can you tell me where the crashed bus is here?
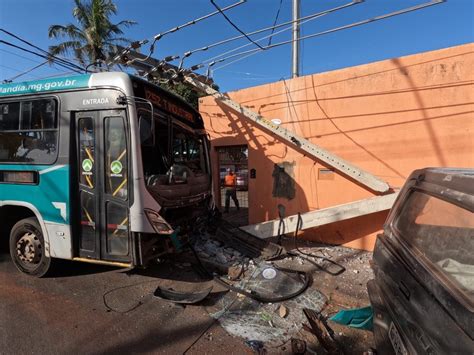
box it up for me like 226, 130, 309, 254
0, 72, 213, 276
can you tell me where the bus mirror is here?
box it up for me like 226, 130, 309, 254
139, 112, 155, 147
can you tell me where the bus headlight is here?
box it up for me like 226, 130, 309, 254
144, 209, 174, 235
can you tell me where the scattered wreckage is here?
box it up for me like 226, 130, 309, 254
151, 167, 473, 354
152, 218, 351, 353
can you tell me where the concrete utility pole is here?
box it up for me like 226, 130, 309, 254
291, 0, 300, 78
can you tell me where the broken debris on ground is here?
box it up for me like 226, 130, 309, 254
180, 224, 374, 353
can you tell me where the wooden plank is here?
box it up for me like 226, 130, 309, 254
239, 192, 399, 239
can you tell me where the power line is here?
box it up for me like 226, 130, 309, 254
0, 28, 85, 72
209, 0, 264, 50
0, 48, 77, 75
33, 71, 80, 80
198, 4, 350, 75
0, 40, 83, 73
2, 61, 48, 83
110, 0, 246, 66
0, 48, 43, 64
138, 2, 353, 81
268, 0, 284, 46
206, 0, 445, 72
184, 0, 361, 69
211, 12, 324, 65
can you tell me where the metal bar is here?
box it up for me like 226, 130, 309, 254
239, 192, 398, 239
183, 75, 390, 192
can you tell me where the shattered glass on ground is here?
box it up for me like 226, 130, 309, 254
207, 263, 327, 347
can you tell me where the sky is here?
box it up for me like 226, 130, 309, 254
0, 0, 473, 92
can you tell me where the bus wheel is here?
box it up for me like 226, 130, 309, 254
9, 218, 51, 277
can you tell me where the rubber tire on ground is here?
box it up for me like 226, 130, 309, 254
9, 217, 51, 277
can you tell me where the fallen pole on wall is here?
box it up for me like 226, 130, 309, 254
111, 45, 390, 193
239, 192, 399, 239
184, 75, 391, 193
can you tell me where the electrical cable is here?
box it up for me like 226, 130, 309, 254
2, 60, 48, 83
0, 40, 83, 73
31, 71, 80, 80
180, 0, 361, 69
102, 280, 160, 314
210, 0, 264, 50
200, 0, 445, 72
182, 8, 341, 76
289, 213, 346, 276
268, 0, 284, 46
0, 48, 44, 64
111, 0, 246, 66
0, 48, 69, 75
212, 265, 311, 303
0, 28, 85, 72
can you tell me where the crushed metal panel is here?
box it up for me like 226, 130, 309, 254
240, 193, 399, 239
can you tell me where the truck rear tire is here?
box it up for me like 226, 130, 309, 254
9, 217, 51, 277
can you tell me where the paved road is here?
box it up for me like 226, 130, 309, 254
0, 250, 248, 354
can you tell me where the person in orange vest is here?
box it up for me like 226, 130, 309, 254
224, 168, 240, 213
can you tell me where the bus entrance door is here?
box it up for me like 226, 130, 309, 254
75, 110, 131, 263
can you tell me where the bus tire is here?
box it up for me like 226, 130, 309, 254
9, 217, 51, 277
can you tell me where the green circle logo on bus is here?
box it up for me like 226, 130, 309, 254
82, 159, 93, 172
111, 160, 123, 175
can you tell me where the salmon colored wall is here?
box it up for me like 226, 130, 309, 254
199, 43, 474, 251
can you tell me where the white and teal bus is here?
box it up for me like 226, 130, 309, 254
0, 72, 213, 276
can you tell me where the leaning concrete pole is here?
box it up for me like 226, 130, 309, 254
291, 0, 301, 78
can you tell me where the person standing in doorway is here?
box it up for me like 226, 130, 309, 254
224, 168, 240, 213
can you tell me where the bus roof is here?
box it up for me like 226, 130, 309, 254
0, 74, 92, 97
0, 72, 198, 115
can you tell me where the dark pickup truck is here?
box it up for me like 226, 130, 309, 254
368, 168, 474, 354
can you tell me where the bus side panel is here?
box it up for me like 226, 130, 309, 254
0, 164, 72, 259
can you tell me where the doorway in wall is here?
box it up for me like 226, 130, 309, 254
216, 145, 248, 226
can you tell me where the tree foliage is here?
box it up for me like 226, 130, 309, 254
159, 82, 219, 110
48, 0, 136, 67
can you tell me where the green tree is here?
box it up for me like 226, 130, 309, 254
48, 0, 136, 68
160, 82, 219, 110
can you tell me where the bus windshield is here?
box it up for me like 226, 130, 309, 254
132, 78, 210, 211
139, 108, 207, 178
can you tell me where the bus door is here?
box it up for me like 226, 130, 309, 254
75, 110, 131, 263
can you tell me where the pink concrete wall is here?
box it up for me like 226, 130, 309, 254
200, 43, 474, 251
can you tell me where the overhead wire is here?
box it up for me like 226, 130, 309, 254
174, 0, 361, 70
205, 4, 349, 75
0, 48, 44, 64
0, 40, 84, 73
209, 0, 264, 50
210, 11, 332, 73
111, 0, 246, 66
0, 48, 69, 75
0, 28, 85, 72
2, 60, 48, 83
205, 0, 444, 72
268, 0, 284, 46
33, 71, 80, 80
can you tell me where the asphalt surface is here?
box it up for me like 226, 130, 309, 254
0, 250, 249, 355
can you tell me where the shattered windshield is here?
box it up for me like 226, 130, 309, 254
172, 130, 206, 173
394, 191, 474, 300
138, 109, 207, 179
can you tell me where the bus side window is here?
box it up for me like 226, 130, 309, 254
105, 116, 128, 200
78, 118, 95, 188
104, 116, 129, 256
